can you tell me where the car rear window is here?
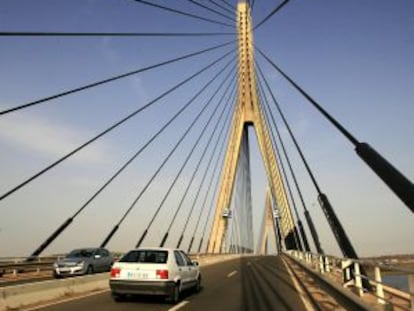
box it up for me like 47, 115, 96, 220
120, 250, 168, 264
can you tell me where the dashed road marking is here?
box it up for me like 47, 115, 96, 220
227, 270, 238, 278
169, 300, 190, 311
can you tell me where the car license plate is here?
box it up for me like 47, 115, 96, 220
126, 271, 149, 280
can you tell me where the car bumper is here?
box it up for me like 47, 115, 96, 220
109, 279, 175, 296
54, 267, 85, 276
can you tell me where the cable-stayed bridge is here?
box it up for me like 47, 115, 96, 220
0, 1, 413, 310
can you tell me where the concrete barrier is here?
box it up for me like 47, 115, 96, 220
0, 254, 242, 311
0, 273, 108, 311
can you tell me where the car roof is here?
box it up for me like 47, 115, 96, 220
69, 247, 103, 251
129, 247, 181, 252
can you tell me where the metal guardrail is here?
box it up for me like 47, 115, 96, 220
286, 250, 414, 311
0, 257, 58, 277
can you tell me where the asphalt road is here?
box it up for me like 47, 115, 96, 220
33, 256, 310, 311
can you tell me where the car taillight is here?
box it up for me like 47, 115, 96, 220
156, 269, 169, 279
110, 267, 121, 278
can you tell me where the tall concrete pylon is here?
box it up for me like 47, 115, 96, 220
207, 1, 297, 253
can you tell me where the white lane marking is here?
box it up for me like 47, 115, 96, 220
168, 300, 190, 311
23, 289, 109, 311
227, 270, 238, 278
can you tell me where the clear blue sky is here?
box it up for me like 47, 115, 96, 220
0, 0, 413, 257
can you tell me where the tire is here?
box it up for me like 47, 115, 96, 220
167, 283, 180, 304
86, 265, 94, 274
194, 275, 201, 293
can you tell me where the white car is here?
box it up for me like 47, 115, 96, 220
109, 247, 201, 303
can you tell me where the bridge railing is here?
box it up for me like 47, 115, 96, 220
0, 256, 58, 278
286, 250, 414, 311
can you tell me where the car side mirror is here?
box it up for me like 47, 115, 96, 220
192, 260, 199, 266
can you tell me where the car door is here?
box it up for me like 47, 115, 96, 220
91, 249, 101, 272
100, 249, 112, 271
179, 251, 197, 287
94, 249, 107, 272
174, 250, 188, 287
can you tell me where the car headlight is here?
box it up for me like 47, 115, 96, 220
76, 261, 85, 267
53, 263, 58, 268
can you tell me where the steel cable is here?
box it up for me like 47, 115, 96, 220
216, 0, 236, 11
186, 0, 235, 22
256, 46, 359, 146
0, 31, 233, 37
254, 0, 290, 30
130, 0, 234, 28
209, 0, 235, 16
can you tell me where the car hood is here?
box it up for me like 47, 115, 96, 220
56, 257, 90, 265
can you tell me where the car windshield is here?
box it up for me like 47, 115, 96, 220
120, 250, 168, 264
66, 249, 94, 258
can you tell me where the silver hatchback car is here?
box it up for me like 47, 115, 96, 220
53, 247, 113, 278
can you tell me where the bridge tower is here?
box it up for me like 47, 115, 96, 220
207, 1, 297, 253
